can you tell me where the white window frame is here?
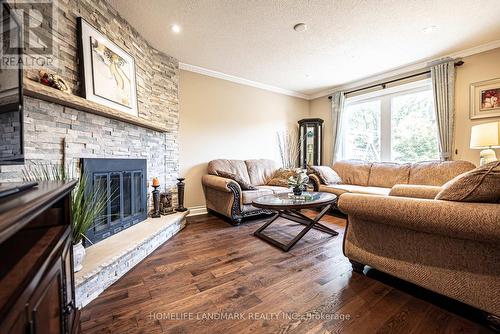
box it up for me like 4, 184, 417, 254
340, 78, 438, 162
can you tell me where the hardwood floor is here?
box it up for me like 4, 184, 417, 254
80, 211, 493, 334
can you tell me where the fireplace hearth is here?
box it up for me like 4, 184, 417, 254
82, 158, 147, 245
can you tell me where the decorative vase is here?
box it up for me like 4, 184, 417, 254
293, 185, 303, 196
176, 178, 187, 212
73, 241, 85, 273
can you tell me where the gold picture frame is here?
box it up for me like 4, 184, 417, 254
470, 77, 500, 119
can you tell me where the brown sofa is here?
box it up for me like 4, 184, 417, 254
338, 185, 500, 323
310, 160, 476, 197
202, 159, 289, 223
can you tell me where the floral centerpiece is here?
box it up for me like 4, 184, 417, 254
287, 168, 309, 196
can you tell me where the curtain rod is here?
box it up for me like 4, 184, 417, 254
328, 60, 464, 99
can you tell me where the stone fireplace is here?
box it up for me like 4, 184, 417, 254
81, 158, 148, 244
0, 0, 180, 191
0, 0, 186, 308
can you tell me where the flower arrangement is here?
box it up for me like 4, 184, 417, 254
287, 168, 309, 195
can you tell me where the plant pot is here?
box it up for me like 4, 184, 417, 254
73, 241, 85, 273
293, 186, 303, 196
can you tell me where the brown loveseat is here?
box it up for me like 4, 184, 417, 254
202, 159, 289, 223
310, 160, 476, 197
338, 185, 500, 323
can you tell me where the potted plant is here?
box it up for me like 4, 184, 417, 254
70, 173, 107, 271
287, 168, 309, 196
23, 164, 107, 272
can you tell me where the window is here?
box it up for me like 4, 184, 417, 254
342, 100, 381, 161
339, 79, 439, 163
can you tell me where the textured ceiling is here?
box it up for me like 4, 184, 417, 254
107, 0, 500, 96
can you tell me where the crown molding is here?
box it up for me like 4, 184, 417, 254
308, 39, 500, 100
179, 63, 309, 99
446, 38, 500, 59
180, 40, 500, 101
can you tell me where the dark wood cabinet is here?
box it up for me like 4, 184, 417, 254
30, 256, 64, 334
298, 118, 324, 167
0, 181, 79, 334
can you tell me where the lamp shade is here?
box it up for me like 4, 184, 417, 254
470, 121, 500, 148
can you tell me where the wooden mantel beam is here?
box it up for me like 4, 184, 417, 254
23, 80, 169, 133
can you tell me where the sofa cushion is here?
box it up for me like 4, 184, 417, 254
256, 185, 291, 194
245, 159, 276, 185
435, 161, 500, 203
332, 160, 372, 186
368, 162, 410, 188
309, 166, 342, 184
389, 184, 442, 199
216, 170, 257, 190
267, 168, 296, 187
241, 188, 273, 204
320, 184, 391, 196
208, 159, 252, 184
408, 160, 476, 186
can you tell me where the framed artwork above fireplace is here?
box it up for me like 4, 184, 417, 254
77, 17, 138, 117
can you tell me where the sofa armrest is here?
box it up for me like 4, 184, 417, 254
389, 184, 442, 199
338, 193, 500, 243
202, 174, 242, 193
308, 174, 322, 191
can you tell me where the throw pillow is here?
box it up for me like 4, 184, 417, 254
267, 168, 296, 187
435, 161, 500, 203
309, 166, 342, 185
217, 170, 257, 190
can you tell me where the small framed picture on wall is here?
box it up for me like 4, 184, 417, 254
470, 78, 500, 119
77, 17, 138, 116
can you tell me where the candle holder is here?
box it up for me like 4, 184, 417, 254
176, 178, 187, 212
151, 185, 161, 218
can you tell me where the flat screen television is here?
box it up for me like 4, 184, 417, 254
0, 2, 24, 165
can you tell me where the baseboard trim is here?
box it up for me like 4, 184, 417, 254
187, 206, 208, 216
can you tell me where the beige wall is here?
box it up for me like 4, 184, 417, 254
179, 70, 309, 209
310, 47, 500, 166
454, 48, 500, 163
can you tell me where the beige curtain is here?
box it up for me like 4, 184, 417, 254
431, 61, 455, 160
331, 91, 345, 163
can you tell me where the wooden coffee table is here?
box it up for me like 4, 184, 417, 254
252, 192, 338, 252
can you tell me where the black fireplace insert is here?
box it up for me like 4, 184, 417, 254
82, 158, 147, 244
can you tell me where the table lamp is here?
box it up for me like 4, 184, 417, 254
470, 121, 500, 166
